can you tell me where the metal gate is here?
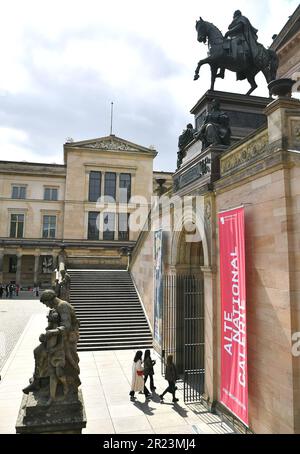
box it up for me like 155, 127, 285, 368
162, 274, 205, 403
183, 275, 205, 403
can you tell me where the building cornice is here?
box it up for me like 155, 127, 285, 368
0, 238, 136, 249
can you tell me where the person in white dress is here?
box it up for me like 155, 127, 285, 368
129, 350, 145, 401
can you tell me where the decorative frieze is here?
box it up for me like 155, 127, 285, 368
220, 130, 269, 176
80, 138, 138, 152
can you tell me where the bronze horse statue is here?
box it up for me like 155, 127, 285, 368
194, 18, 278, 95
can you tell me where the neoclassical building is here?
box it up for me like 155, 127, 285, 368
0, 135, 172, 287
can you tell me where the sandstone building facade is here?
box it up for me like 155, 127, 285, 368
0, 135, 172, 287
129, 7, 300, 434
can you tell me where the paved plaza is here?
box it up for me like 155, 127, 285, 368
0, 308, 233, 434
0, 297, 44, 371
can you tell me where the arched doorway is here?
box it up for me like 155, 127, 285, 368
163, 226, 205, 403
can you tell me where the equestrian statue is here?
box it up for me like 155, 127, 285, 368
194, 10, 278, 95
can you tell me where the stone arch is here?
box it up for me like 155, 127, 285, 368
170, 207, 209, 269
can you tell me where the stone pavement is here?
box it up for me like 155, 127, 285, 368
0, 299, 45, 371
0, 313, 234, 434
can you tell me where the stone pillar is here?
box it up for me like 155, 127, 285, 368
52, 251, 59, 285
0, 249, 4, 283
201, 265, 218, 408
33, 254, 40, 286
16, 254, 22, 286
264, 96, 300, 150
58, 249, 66, 272
116, 173, 120, 204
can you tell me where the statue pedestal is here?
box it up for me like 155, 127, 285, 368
15, 390, 87, 434
191, 89, 271, 143
174, 90, 272, 194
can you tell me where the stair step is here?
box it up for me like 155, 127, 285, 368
69, 269, 152, 351
79, 322, 149, 326
79, 333, 152, 338
78, 339, 153, 346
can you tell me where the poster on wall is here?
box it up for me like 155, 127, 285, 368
154, 229, 163, 346
218, 207, 248, 426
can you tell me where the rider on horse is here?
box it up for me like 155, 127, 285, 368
224, 10, 261, 79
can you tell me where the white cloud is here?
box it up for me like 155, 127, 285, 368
0, 0, 298, 170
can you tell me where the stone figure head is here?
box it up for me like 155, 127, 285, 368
234, 10, 242, 18
211, 99, 221, 111
40, 289, 57, 308
187, 123, 194, 130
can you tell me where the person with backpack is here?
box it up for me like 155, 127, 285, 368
160, 355, 179, 403
143, 350, 156, 396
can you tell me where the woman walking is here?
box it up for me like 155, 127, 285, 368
160, 355, 179, 403
143, 350, 156, 396
129, 351, 144, 401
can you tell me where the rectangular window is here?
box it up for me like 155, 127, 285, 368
118, 213, 129, 241
44, 188, 58, 201
88, 212, 100, 240
104, 172, 116, 200
10, 214, 24, 238
12, 186, 26, 199
42, 215, 56, 238
89, 171, 101, 202
103, 212, 115, 241
119, 173, 131, 203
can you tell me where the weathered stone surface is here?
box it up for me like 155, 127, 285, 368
16, 389, 86, 434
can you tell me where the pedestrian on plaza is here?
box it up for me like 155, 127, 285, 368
0, 284, 3, 298
35, 285, 39, 297
129, 350, 145, 401
9, 283, 14, 299
143, 350, 156, 396
5, 284, 9, 298
159, 355, 179, 403
15, 284, 19, 297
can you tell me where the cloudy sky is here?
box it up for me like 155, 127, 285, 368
0, 0, 298, 172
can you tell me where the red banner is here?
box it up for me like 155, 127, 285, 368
218, 207, 248, 426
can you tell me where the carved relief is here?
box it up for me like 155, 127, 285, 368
289, 119, 300, 148
221, 131, 268, 175
80, 139, 139, 152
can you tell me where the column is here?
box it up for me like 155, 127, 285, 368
58, 249, 66, 272
16, 254, 22, 286
0, 249, 4, 283
116, 173, 120, 204
201, 265, 218, 408
52, 251, 59, 281
34, 254, 40, 286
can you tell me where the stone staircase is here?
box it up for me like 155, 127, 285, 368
68, 270, 153, 351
